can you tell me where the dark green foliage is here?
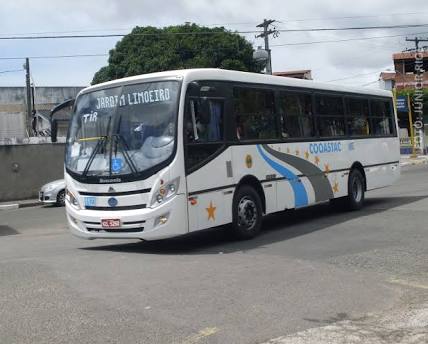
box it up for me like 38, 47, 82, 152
92, 24, 262, 85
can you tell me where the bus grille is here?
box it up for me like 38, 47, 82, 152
86, 227, 144, 233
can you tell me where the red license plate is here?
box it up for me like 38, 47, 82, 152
101, 219, 121, 229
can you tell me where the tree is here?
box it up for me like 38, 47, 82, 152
92, 24, 262, 84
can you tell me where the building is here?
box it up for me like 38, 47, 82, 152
379, 50, 428, 154
273, 70, 312, 80
0, 86, 84, 143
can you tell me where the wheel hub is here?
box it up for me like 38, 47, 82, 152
352, 178, 363, 202
238, 197, 257, 229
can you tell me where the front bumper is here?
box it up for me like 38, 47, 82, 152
66, 194, 188, 240
39, 190, 58, 204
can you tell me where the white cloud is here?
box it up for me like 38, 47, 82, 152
0, 0, 427, 86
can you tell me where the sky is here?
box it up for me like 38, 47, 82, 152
0, 0, 427, 88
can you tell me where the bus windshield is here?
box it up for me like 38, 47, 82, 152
65, 80, 180, 179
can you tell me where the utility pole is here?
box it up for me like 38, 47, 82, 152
256, 19, 278, 75
24, 58, 32, 135
405, 37, 428, 51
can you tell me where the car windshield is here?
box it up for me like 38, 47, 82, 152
65, 80, 180, 179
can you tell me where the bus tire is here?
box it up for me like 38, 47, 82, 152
232, 185, 263, 239
345, 169, 365, 210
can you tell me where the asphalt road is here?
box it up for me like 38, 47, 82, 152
0, 165, 427, 344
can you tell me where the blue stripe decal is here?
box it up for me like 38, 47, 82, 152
257, 145, 308, 207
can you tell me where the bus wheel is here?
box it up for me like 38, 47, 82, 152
345, 169, 365, 210
232, 185, 263, 239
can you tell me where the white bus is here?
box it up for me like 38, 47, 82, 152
63, 69, 400, 240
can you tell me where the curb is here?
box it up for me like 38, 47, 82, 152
19, 201, 41, 209
400, 159, 428, 167
0, 200, 40, 211
0, 204, 19, 211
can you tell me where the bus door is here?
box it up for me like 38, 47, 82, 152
184, 82, 233, 232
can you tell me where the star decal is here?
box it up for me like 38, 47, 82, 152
314, 156, 320, 165
304, 151, 310, 159
206, 201, 216, 221
295, 149, 300, 156
324, 163, 331, 174
333, 181, 339, 193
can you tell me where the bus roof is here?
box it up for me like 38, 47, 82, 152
81, 68, 392, 98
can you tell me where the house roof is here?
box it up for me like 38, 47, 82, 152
393, 51, 428, 60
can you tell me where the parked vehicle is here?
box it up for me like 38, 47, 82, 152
39, 179, 66, 206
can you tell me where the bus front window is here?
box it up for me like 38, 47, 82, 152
65, 80, 180, 179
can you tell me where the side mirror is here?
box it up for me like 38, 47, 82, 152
51, 119, 58, 143
187, 81, 200, 93
199, 98, 211, 125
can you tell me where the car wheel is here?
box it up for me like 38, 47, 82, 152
345, 169, 365, 210
56, 190, 66, 207
232, 185, 263, 239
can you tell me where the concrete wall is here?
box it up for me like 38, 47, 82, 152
0, 113, 26, 139
0, 86, 85, 140
0, 143, 65, 201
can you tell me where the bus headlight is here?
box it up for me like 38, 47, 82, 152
151, 177, 180, 208
66, 189, 81, 209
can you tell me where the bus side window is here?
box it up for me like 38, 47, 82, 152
204, 99, 223, 142
346, 98, 370, 136
185, 99, 224, 143
184, 97, 225, 172
279, 92, 314, 138
315, 95, 346, 137
233, 87, 278, 140
370, 100, 394, 136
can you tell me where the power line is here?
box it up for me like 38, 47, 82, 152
275, 23, 428, 33
0, 31, 257, 40
1, 23, 428, 40
324, 69, 389, 83
0, 28, 132, 37
0, 68, 24, 74
360, 80, 380, 86
271, 31, 428, 47
278, 11, 428, 23
0, 54, 108, 60
3, 12, 428, 37
0, 32, 418, 62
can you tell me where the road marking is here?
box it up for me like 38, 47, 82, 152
389, 278, 428, 290
182, 327, 219, 344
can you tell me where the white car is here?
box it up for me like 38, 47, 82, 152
39, 179, 66, 206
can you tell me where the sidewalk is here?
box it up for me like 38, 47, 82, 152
261, 302, 428, 344
0, 199, 40, 211
400, 155, 428, 167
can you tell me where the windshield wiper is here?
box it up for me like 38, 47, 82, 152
111, 134, 138, 175
82, 136, 107, 177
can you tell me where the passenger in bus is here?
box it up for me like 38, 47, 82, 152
236, 115, 244, 140
207, 101, 222, 141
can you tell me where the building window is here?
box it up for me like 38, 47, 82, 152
278, 92, 314, 138
346, 98, 370, 136
234, 87, 278, 140
315, 95, 345, 137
